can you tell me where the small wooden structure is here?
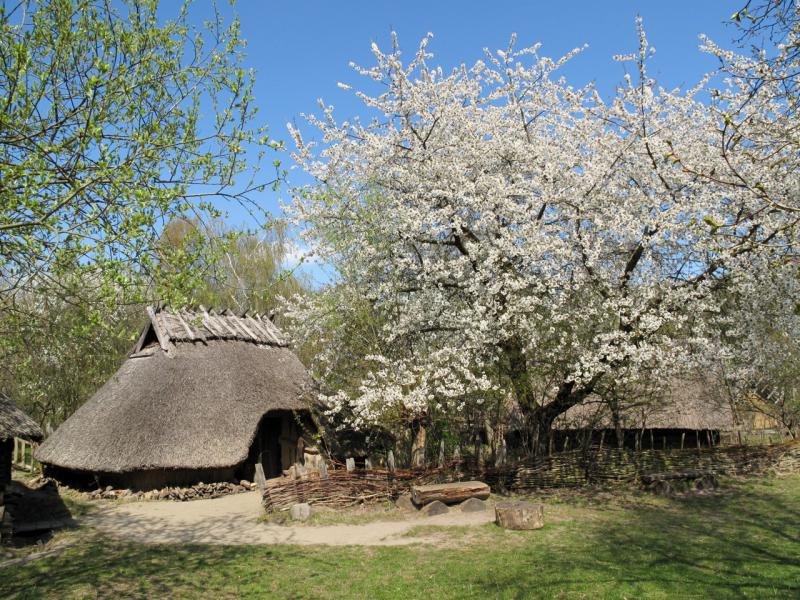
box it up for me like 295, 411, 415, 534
1, 394, 43, 540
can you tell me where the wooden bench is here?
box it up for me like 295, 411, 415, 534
411, 481, 490, 506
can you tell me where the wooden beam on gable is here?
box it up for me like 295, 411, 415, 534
146, 306, 172, 352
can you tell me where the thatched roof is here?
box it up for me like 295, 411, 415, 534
36, 307, 314, 473
554, 378, 737, 431
0, 394, 43, 443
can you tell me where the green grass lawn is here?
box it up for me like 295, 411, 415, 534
2, 474, 800, 599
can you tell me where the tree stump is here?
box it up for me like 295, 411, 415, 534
495, 501, 544, 530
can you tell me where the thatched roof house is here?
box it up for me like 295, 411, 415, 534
553, 377, 737, 449
0, 395, 43, 446
36, 306, 316, 489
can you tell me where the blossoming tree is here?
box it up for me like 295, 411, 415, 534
287, 24, 798, 453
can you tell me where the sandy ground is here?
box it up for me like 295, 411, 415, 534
87, 492, 495, 546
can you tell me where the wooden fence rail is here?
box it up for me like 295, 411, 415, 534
11, 438, 40, 473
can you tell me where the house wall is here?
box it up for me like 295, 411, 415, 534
43, 464, 237, 491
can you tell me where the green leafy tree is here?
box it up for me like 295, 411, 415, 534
153, 217, 310, 314
0, 273, 143, 426
0, 0, 279, 307
0, 0, 285, 426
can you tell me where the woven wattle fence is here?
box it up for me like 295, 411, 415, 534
262, 464, 455, 512
262, 441, 800, 512
513, 441, 800, 490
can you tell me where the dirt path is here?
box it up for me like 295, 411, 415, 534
87, 492, 495, 546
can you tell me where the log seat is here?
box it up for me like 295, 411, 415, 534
411, 481, 490, 506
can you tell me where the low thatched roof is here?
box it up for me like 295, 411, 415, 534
554, 378, 736, 432
36, 307, 314, 473
0, 394, 43, 443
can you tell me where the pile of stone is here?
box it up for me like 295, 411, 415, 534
396, 481, 493, 517
85, 480, 257, 502
399, 481, 545, 530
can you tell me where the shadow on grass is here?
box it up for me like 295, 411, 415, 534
465, 478, 800, 598
0, 537, 346, 599
1, 477, 799, 599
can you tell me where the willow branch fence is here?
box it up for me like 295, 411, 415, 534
262, 441, 800, 512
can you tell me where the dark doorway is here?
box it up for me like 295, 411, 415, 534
241, 415, 283, 480
259, 417, 283, 478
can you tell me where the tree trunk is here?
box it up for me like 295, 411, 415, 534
502, 339, 603, 456
525, 378, 602, 456
411, 421, 427, 467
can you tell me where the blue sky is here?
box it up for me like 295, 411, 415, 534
203, 1, 744, 280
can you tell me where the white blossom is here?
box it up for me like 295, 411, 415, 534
284, 26, 798, 432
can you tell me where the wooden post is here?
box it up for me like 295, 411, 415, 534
563, 435, 570, 452
346, 457, 355, 472
696, 431, 701, 452
387, 450, 396, 472
662, 435, 666, 452
319, 461, 329, 480
599, 431, 605, 451
254, 463, 267, 491
680, 432, 686, 450
649, 430, 654, 450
